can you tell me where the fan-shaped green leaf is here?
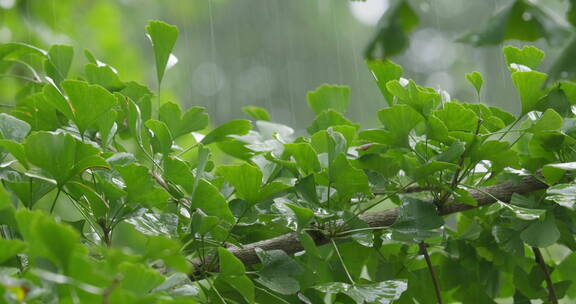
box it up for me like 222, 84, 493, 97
117, 164, 170, 208
61, 80, 117, 135
201, 120, 251, 145
503, 45, 545, 70
366, 59, 403, 104
217, 163, 262, 204
378, 104, 423, 147
242, 105, 271, 121
307, 84, 349, 115
466, 71, 484, 95
146, 20, 179, 84
520, 214, 560, 247
24, 131, 109, 186
159, 102, 209, 138
511, 71, 548, 115
44, 45, 73, 85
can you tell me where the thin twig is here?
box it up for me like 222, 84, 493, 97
206, 277, 228, 304
335, 226, 390, 236
419, 242, 442, 304
343, 181, 418, 228
532, 247, 558, 304
332, 239, 355, 284
49, 188, 62, 214
220, 206, 249, 246
177, 143, 198, 157
372, 185, 437, 195
0, 74, 38, 83
255, 286, 291, 304
497, 115, 524, 141
437, 119, 483, 206
102, 275, 122, 304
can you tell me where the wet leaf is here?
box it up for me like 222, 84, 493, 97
242, 105, 271, 121
466, 71, 484, 96
366, 59, 403, 105
24, 131, 109, 186
307, 84, 349, 115
159, 102, 209, 138
255, 249, 303, 295
314, 280, 407, 304
146, 20, 179, 84
520, 214, 560, 247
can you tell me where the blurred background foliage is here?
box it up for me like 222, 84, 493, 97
0, 0, 573, 129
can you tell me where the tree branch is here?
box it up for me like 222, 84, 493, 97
532, 247, 559, 304
420, 242, 442, 304
192, 174, 547, 275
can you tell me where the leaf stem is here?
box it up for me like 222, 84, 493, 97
437, 119, 482, 206
61, 189, 106, 241
532, 247, 558, 304
206, 277, 228, 304
98, 219, 112, 247
507, 128, 528, 149
419, 242, 442, 304
220, 206, 249, 246
335, 226, 390, 236
49, 188, 62, 214
331, 239, 355, 285
0, 74, 39, 82
157, 79, 162, 120
177, 143, 198, 157
343, 181, 417, 228
482, 128, 527, 136
12, 59, 41, 81
497, 115, 524, 141
102, 275, 122, 304
255, 286, 291, 304
326, 180, 334, 232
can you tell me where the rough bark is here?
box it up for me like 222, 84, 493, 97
195, 174, 547, 272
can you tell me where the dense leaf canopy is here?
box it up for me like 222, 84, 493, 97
2, 1, 576, 304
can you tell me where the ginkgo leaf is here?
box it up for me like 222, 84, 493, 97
60, 80, 117, 135
466, 71, 484, 95
307, 84, 349, 115
201, 120, 252, 145
44, 45, 73, 85
378, 104, 424, 147
159, 102, 209, 138
242, 105, 271, 121
366, 59, 403, 104
146, 20, 179, 84
503, 45, 545, 70
24, 131, 109, 186
511, 71, 548, 115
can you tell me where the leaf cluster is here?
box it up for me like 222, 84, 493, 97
1, 14, 576, 304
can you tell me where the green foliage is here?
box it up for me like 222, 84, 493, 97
313, 280, 407, 304
458, 0, 569, 46
2, 8, 576, 304
364, 0, 419, 59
